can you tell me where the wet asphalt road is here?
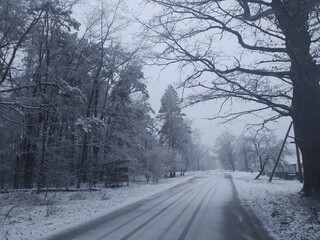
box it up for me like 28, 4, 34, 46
47, 172, 271, 240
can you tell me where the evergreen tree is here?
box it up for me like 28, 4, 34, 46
158, 85, 190, 177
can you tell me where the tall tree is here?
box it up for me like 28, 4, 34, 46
158, 85, 190, 177
147, 0, 320, 196
0, 0, 157, 190
12, 0, 80, 189
0, 0, 44, 85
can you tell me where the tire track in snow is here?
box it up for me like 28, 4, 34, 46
116, 178, 213, 240
96, 177, 212, 240
177, 179, 224, 240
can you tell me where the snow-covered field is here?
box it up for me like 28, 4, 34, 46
231, 171, 320, 240
0, 174, 195, 240
1, 171, 319, 240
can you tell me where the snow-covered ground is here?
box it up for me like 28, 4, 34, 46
1, 171, 319, 240
231, 171, 320, 240
0, 173, 195, 240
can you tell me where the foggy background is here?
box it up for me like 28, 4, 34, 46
73, 0, 292, 148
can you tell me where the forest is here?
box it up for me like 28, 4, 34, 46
1, 0, 320, 199
0, 0, 212, 191
1, 1, 320, 239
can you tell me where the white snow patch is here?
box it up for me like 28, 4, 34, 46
231, 171, 320, 240
0, 173, 196, 240
2, 171, 318, 240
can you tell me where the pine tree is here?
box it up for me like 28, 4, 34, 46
158, 85, 190, 177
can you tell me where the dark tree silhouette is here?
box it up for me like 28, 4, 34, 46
147, 0, 320, 196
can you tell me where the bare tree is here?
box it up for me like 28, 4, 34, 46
215, 131, 237, 171
146, 0, 320, 196
237, 136, 254, 172
0, 0, 45, 86
0, 0, 161, 190
247, 131, 280, 179
193, 144, 209, 171
186, 129, 209, 171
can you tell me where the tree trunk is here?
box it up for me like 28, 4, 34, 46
244, 151, 249, 172
22, 116, 38, 189
13, 155, 21, 189
23, 140, 37, 189
37, 111, 50, 191
259, 156, 263, 173
255, 160, 267, 180
0, 155, 4, 189
229, 156, 235, 171
77, 132, 88, 188
273, 1, 320, 196
292, 86, 320, 196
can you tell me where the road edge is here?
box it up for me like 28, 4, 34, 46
45, 175, 197, 240
224, 174, 273, 240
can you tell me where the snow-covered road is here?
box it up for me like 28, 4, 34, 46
47, 172, 269, 240
3, 171, 318, 239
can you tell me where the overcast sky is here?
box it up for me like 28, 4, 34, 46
74, 0, 293, 148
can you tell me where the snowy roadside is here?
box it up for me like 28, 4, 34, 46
0, 173, 196, 240
231, 171, 320, 240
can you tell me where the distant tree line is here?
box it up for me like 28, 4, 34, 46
215, 130, 292, 179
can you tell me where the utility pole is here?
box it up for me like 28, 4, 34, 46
292, 122, 303, 183
269, 122, 293, 182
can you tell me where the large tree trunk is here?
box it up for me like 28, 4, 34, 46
292, 84, 320, 196
273, 1, 320, 196
0, 155, 4, 189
